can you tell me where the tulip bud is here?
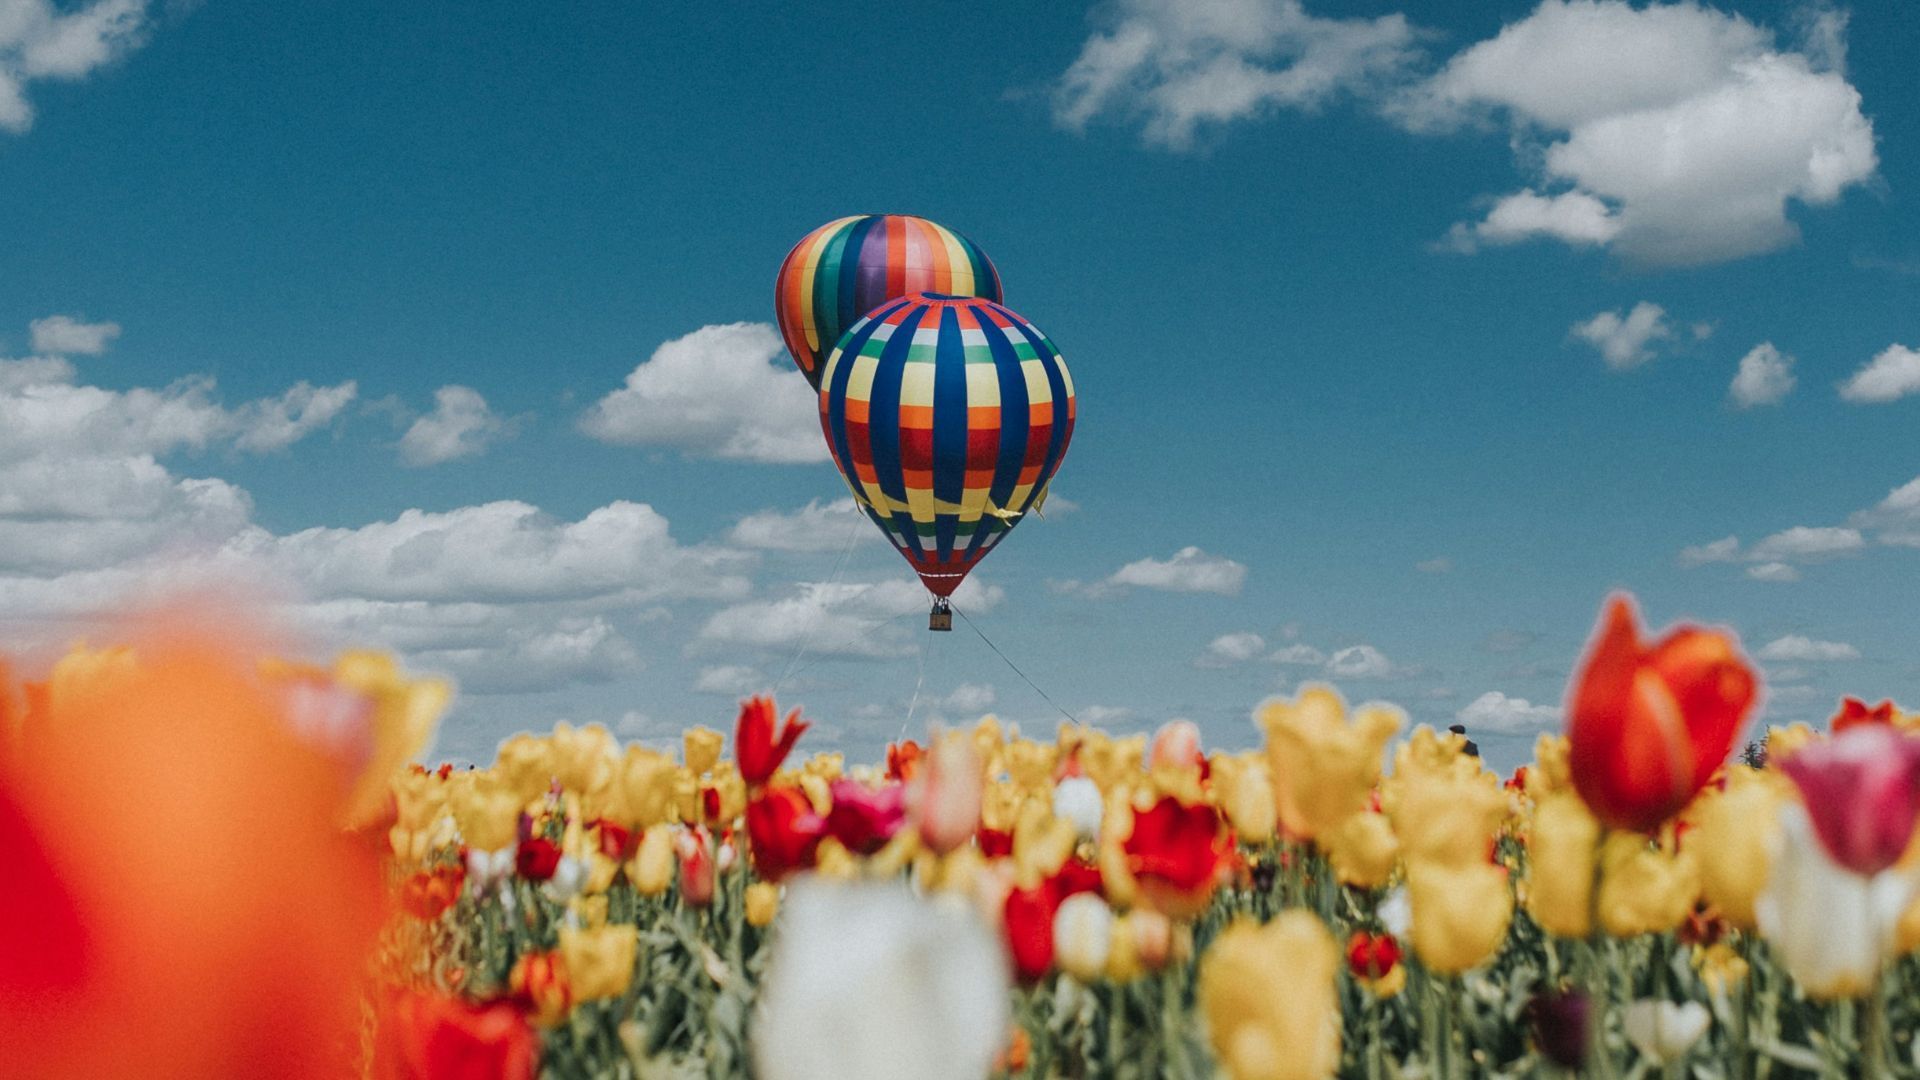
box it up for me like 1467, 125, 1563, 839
1529, 990, 1592, 1069
628, 826, 674, 896
1690, 768, 1782, 929
1052, 893, 1114, 982
1622, 1000, 1710, 1066
1130, 908, 1174, 972
1527, 792, 1601, 937
917, 735, 984, 856
746, 882, 780, 928
678, 831, 715, 908
1051, 777, 1104, 839
559, 924, 638, 1002
1149, 720, 1202, 770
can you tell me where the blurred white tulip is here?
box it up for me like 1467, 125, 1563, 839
1621, 1000, 1709, 1064
1755, 802, 1916, 999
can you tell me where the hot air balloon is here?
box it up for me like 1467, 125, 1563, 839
818, 294, 1074, 629
775, 215, 1002, 391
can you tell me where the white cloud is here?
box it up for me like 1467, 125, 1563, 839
1442, 189, 1620, 252
1108, 546, 1247, 595
1415, 556, 1451, 574
1838, 345, 1920, 404
1678, 535, 1740, 566
1403, 0, 1876, 266
579, 322, 825, 464
1455, 690, 1560, 733
1749, 526, 1864, 562
728, 498, 872, 552
399, 385, 510, 466
0, 0, 154, 134
1324, 644, 1392, 678
1269, 643, 1327, 666
233, 380, 358, 452
694, 664, 765, 696
29, 313, 119, 354
1075, 704, 1137, 729
1757, 635, 1859, 662
1729, 342, 1795, 408
1851, 476, 1920, 547
1570, 301, 1671, 371
1051, 0, 1418, 149
242, 500, 749, 605
1196, 631, 1266, 668
940, 683, 998, 714
1746, 561, 1799, 582
698, 577, 1003, 660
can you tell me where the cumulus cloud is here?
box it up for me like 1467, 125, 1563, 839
1050, 0, 1418, 149
399, 385, 512, 466
0, 0, 155, 135
1324, 644, 1392, 678
1570, 302, 1672, 370
1404, 0, 1876, 266
1851, 475, 1920, 547
234, 380, 358, 452
1838, 345, 1920, 404
1679, 526, 1863, 579
939, 683, 998, 714
698, 577, 1003, 660
1455, 690, 1560, 732
1746, 562, 1799, 582
1756, 635, 1859, 662
1196, 631, 1266, 668
1108, 546, 1248, 595
29, 313, 120, 354
1269, 643, 1327, 666
728, 498, 872, 552
579, 322, 826, 464
694, 664, 765, 696
1729, 342, 1796, 408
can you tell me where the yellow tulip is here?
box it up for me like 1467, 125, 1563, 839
1689, 768, 1782, 929
1211, 753, 1277, 844
546, 722, 618, 797
1526, 792, 1601, 938
559, 924, 638, 1001
1106, 913, 1143, 982
584, 852, 621, 895
448, 771, 523, 852
1694, 943, 1750, 997
1012, 799, 1076, 886
1388, 763, 1505, 868
1407, 861, 1512, 974
1259, 686, 1401, 840
683, 726, 724, 776
1003, 738, 1056, 791
496, 733, 556, 802
619, 746, 677, 828
1764, 723, 1816, 765
571, 894, 609, 928
802, 751, 845, 783
746, 882, 780, 927
1198, 912, 1341, 1080
1529, 734, 1573, 796
1597, 834, 1700, 937
1322, 811, 1399, 889
628, 826, 675, 895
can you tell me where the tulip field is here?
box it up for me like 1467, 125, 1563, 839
8, 595, 1920, 1079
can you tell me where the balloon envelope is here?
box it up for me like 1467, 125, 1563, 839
775, 215, 1002, 391
819, 294, 1074, 598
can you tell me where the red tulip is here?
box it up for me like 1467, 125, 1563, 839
1345, 930, 1403, 981
746, 785, 825, 882
593, 819, 636, 861
515, 836, 561, 882
1121, 796, 1231, 917
886, 739, 924, 782
675, 828, 716, 907
1780, 724, 1920, 876
824, 779, 905, 856
373, 991, 536, 1080
1003, 883, 1057, 983
1565, 595, 1756, 833
1051, 857, 1105, 901
1831, 696, 1899, 733
735, 695, 808, 787
976, 827, 1014, 858
400, 866, 466, 921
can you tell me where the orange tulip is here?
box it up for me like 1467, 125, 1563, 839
1565, 596, 1756, 833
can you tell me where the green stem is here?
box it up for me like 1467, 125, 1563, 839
1863, 969, 1891, 1080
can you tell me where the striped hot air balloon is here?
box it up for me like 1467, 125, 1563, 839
819, 294, 1074, 611
775, 215, 1002, 391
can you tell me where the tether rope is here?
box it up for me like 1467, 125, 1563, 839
953, 604, 1079, 726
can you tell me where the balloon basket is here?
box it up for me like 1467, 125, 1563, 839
929, 597, 953, 632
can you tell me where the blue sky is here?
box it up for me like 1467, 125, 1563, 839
2, 0, 1916, 768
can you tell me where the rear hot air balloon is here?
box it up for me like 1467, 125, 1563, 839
818, 294, 1073, 629
775, 215, 1002, 391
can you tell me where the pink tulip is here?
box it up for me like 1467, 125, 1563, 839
1148, 720, 1202, 771
1780, 724, 1920, 876
914, 737, 983, 855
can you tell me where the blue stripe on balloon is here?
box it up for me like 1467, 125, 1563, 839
931, 304, 968, 560
865, 303, 926, 557
965, 312, 1027, 561
833, 216, 879, 358
821, 302, 892, 507
1030, 327, 1072, 512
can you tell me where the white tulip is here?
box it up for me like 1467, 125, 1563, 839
1378, 885, 1411, 939
1052, 777, 1104, 839
1052, 892, 1114, 982
1755, 802, 1916, 1000
1622, 1000, 1710, 1064
755, 879, 1011, 1080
